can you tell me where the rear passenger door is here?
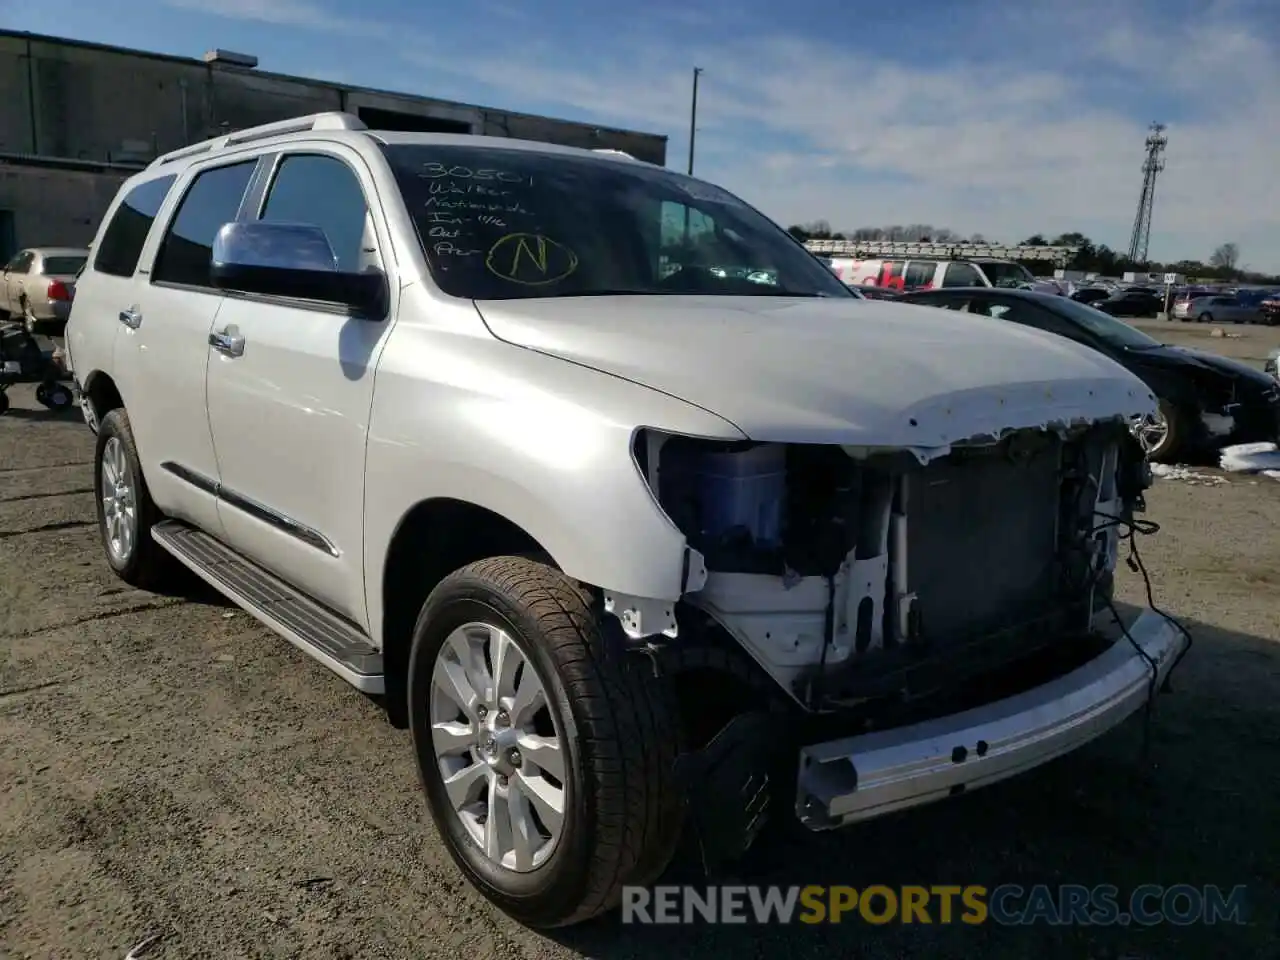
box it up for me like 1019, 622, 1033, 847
203, 147, 398, 627
114, 158, 260, 537
66, 177, 174, 423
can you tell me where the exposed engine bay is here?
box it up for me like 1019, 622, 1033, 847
634, 422, 1152, 712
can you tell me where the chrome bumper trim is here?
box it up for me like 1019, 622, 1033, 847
795, 608, 1187, 829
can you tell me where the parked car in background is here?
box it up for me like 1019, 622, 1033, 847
897, 287, 1280, 463
0, 247, 89, 334
1177, 294, 1261, 325
1094, 289, 1162, 318
1260, 296, 1280, 327
829, 255, 1036, 292
1071, 287, 1112, 305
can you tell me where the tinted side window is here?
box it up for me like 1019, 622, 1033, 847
974, 299, 1084, 341
877, 261, 905, 290
260, 154, 371, 272
904, 261, 935, 288
942, 262, 982, 287
93, 176, 176, 277
153, 161, 257, 288
906, 293, 968, 311
9, 251, 34, 273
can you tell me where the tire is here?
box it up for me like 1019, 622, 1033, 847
39, 383, 74, 410
93, 408, 179, 590
408, 556, 682, 928
21, 301, 40, 337
1199, 312, 1213, 324
0, 392, 8, 416
1131, 397, 1185, 463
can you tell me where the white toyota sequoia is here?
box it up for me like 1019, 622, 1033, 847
64, 112, 1190, 929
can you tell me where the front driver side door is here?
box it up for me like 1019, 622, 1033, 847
203, 147, 399, 627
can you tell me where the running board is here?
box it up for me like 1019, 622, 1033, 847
151, 520, 384, 694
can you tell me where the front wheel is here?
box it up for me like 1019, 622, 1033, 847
1130, 398, 1185, 463
408, 557, 682, 928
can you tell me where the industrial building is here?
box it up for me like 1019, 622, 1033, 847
0, 30, 669, 259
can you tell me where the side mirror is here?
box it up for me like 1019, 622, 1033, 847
210, 221, 386, 318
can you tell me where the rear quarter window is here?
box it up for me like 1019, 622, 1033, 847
93, 176, 177, 277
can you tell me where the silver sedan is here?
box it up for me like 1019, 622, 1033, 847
0, 247, 89, 334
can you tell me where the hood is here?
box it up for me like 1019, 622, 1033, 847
473, 296, 1156, 449
1129, 344, 1276, 388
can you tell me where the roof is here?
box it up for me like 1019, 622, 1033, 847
370, 130, 658, 159
0, 29, 667, 145
142, 114, 666, 173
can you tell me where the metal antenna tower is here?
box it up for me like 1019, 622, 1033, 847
1127, 122, 1167, 263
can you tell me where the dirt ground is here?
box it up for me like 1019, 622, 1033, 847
1134, 315, 1279, 367
2, 326, 1279, 959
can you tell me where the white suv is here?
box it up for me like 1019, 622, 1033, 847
64, 112, 1189, 928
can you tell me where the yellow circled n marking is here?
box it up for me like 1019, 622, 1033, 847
485, 233, 578, 286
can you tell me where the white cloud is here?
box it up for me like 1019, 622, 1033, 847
161, 0, 396, 37
164, 0, 1280, 270
404, 9, 1280, 269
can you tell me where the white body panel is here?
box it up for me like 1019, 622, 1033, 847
205, 293, 394, 627
473, 295, 1156, 450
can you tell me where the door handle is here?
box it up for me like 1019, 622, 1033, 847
208, 330, 246, 358
118, 307, 142, 329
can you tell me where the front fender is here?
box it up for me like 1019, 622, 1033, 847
362, 316, 744, 645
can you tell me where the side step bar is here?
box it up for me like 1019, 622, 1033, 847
151, 520, 385, 694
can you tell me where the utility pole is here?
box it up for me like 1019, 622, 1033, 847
1127, 122, 1168, 264
686, 67, 702, 176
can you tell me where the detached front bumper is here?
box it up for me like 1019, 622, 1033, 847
795, 608, 1187, 829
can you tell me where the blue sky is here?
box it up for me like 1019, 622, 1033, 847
6, 0, 1280, 270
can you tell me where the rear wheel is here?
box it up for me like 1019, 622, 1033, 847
35, 382, 73, 410
1199, 312, 1213, 324
408, 557, 682, 928
94, 409, 181, 590
20, 300, 40, 337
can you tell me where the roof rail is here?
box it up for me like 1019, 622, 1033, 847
147, 112, 368, 169
804, 238, 1080, 263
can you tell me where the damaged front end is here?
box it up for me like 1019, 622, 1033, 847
628, 412, 1186, 835
633, 419, 1150, 712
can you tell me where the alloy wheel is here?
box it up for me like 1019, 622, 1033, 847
429, 621, 566, 872
100, 436, 137, 563
1129, 409, 1169, 456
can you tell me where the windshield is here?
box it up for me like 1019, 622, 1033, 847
1051, 295, 1162, 349
976, 261, 1035, 288
381, 144, 852, 300
43, 255, 87, 275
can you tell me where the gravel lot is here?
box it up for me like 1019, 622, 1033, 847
2, 324, 1278, 959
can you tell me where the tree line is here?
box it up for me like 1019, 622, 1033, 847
786, 222, 1279, 285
